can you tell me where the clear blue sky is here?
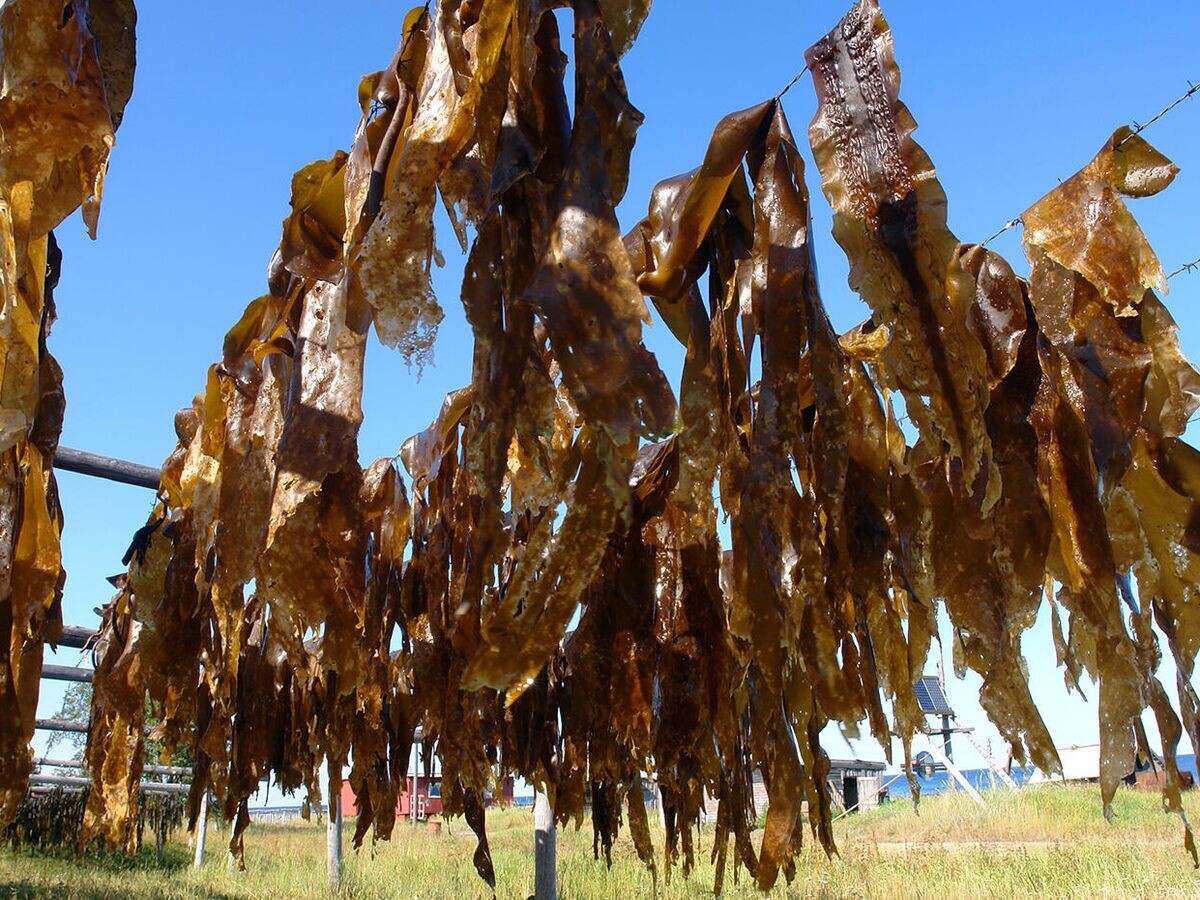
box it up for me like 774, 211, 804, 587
37, 1, 1200, 776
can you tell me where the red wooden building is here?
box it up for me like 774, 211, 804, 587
340, 775, 515, 821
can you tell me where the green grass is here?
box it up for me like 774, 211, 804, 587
2, 785, 1198, 898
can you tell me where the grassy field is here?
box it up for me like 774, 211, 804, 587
2, 784, 1199, 898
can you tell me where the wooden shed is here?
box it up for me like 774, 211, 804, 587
737, 757, 887, 818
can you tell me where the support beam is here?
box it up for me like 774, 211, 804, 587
534, 790, 556, 900
53, 446, 160, 491
923, 740, 985, 807
29, 773, 189, 795
55, 625, 98, 650
35, 718, 152, 736
327, 793, 343, 888
961, 731, 1019, 790
193, 791, 209, 868
41, 664, 93, 684
34, 756, 191, 777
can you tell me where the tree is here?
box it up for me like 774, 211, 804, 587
45, 683, 91, 759
45, 684, 192, 769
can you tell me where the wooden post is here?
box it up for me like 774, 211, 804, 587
412, 735, 421, 828
193, 791, 208, 868
52, 446, 161, 490
327, 787, 343, 888
534, 790, 556, 900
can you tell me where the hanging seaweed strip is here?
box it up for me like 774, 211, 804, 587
0, 0, 135, 825
806, 0, 995, 506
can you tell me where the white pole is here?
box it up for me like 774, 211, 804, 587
924, 739, 985, 807
412, 737, 421, 828
327, 789, 343, 888
192, 791, 208, 868
534, 790, 556, 900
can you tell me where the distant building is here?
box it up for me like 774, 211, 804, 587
699, 757, 888, 820
340, 775, 515, 821
1028, 744, 1193, 790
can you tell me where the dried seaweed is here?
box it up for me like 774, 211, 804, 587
0, 0, 1188, 890
0, 0, 134, 825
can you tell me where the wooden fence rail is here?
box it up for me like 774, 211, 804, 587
29, 773, 189, 795
41, 664, 93, 684
52, 446, 161, 490
56, 625, 98, 650
34, 757, 191, 778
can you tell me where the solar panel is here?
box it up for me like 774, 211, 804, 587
914, 676, 954, 715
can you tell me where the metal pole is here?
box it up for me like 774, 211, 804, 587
193, 791, 208, 868
534, 790, 556, 900
327, 790, 343, 888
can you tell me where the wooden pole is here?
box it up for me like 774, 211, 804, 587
52, 446, 161, 490
41, 664, 93, 684
55, 625, 98, 650
327, 782, 343, 887
34, 757, 194, 777
534, 789, 556, 900
34, 718, 89, 734
412, 736, 421, 828
28, 773, 188, 794
193, 791, 209, 868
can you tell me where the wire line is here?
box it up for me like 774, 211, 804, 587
981, 79, 1198, 246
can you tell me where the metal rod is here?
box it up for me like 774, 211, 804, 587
534, 790, 557, 900
52, 446, 160, 490
55, 625, 98, 650
29, 773, 189, 795
41, 664, 93, 684
193, 791, 209, 868
34, 757, 191, 777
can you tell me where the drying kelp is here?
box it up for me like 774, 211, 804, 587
0, 0, 136, 826
1021, 125, 1200, 854
79, 584, 145, 852
5, 787, 184, 854
806, 0, 995, 505
56, 0, 1200, 892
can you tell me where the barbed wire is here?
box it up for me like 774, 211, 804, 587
1167, 254, 1200, 426
981, 79, 1198, 246
1168, 256, 1200, 280
776, 64, 810, 101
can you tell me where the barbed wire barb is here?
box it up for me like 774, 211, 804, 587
1115, 80, 1200, 147
1168, 256, 1200, 280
